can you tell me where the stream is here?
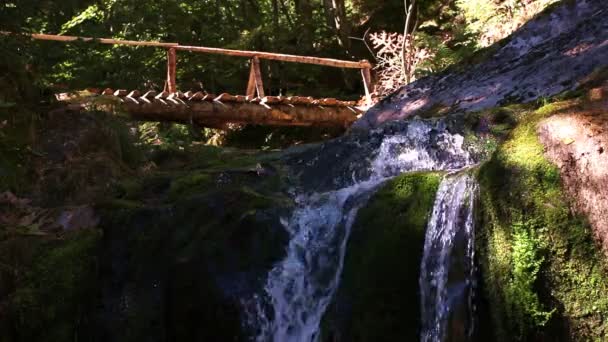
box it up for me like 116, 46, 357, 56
244, 120, 478, 342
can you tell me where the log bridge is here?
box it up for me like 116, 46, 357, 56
15, 32, 375, 129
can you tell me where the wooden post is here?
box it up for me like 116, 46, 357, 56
246, 62, 257, 97
166, 48, 177, 93
250, 57, 265, 98
361, 63, 372, 105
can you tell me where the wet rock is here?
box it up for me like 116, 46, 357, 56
57, 206, 99, 231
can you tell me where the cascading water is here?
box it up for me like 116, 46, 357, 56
244, 120, 475, 342
420, 173, 478, 342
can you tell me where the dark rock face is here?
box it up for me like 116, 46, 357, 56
95, 173, 292, 341
354, 0, 608, 130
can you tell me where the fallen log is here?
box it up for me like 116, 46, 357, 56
120, 100, 360, 128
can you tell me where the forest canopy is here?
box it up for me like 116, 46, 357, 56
1, 0, 558, 101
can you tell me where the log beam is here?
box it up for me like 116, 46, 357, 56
120, 101, 359, 128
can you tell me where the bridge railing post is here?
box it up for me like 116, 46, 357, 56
166, 47, 177, 93
246, 56, 265, 98
360, 61, 373, 106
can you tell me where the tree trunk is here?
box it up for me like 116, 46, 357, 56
322, 0, 352, 53
402, 0, 417, 84
294, 0, 314, 51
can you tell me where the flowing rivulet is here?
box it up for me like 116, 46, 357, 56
243, 120, 478, 342
420, 173, 478, 342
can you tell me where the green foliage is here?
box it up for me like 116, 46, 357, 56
506, 220, 553, 334
457, 0, 558, 47
60, 3, 104, 34
138, 122, 207, 147
322, 172, 443, 341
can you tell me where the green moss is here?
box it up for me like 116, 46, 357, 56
148, 144, 270, 172
0, 107, 36, 193
322, 172, 442, 341
9, 230, 101, 341
477, 98, 608, 341
222, 125, 345, 150
167, 171, 214, 200
113, 178, 145, 199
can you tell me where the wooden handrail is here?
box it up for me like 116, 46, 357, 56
6, 31, 374, 103
19, 33, 180, 48
7, 32, 371, 69
175, 45, 371, 69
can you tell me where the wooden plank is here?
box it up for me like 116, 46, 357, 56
189, 91, 205, 101
261, 96, 281, 105
214, 93, 238, 102
234, 95, 248, 103
166, 48, 177, 93
319, 98, 338, 106
202, 93, 217, 101
289, 96, 314, 105
251, 57, 265, 98
338, 100, 357, 107
142, 90, 157, 99
127, 90, 141, 98
155, 91, 169, 99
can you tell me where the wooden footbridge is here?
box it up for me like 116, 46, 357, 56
15, 32, 375, 129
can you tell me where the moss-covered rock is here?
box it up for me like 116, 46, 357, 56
1, 111, 295, 341
90, 144, 293, 341
477, 98, 608, 341
8, 230, 101, 342
321, 172, 442, 341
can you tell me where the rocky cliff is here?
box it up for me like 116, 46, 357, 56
354, 0, 608, 129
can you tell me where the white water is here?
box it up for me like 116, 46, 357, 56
245, 120, 474, 342
420, 173, 478, 342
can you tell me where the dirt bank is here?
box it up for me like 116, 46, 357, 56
538, 89, 608, 253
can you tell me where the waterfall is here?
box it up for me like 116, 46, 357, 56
244, 120, 474, 342
420, 173, 478, 342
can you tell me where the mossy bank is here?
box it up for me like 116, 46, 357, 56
476, 97, 608, 340
321, 172, 443, 341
